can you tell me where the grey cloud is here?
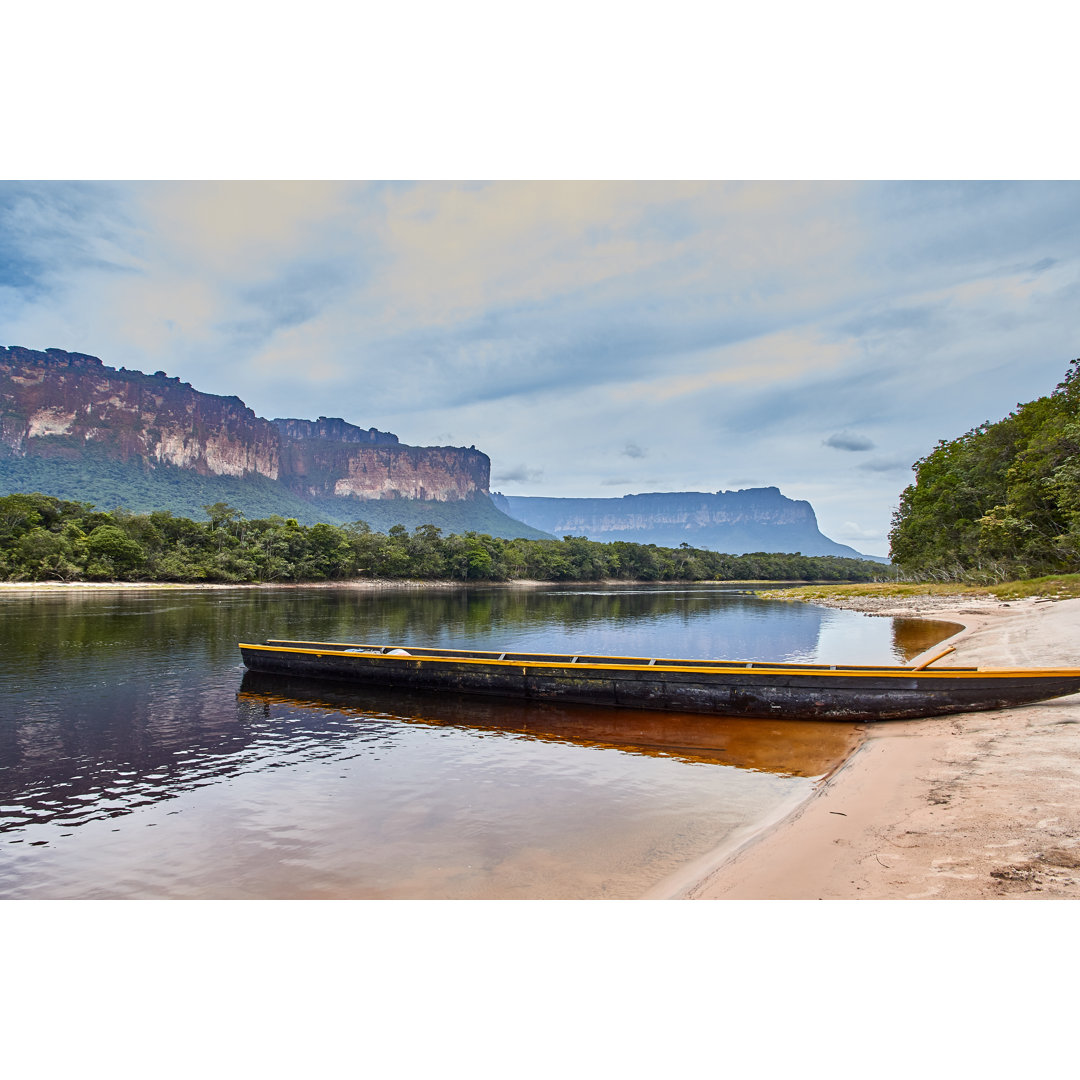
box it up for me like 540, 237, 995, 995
823, 432, 875, 452
369, 301, 777, 413
0, 182, 137, 281
601, 477, 633, 486
221, 259, 355, 343
493, 465, 544, 484
865, 182, 1080, 277
621, 442, 646, 459
709, 362, 894, 437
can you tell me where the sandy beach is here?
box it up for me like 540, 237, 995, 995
682, 594, 1080, 900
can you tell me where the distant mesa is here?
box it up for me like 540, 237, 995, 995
492, 489, 886, 561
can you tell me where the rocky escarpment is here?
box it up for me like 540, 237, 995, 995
274, 417, 488, 501
1, 347, 489, 502
1, 347, 281, 478
493, 489, 878, 559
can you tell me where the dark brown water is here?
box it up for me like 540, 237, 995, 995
0, 585, 958, 899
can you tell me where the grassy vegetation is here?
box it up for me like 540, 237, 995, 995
758, 575, 1080, 603
985, 574, 1080, 600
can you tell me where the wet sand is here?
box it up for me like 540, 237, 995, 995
682, 595, 1080, 900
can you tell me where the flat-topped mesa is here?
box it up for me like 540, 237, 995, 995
273, 416, 488, 502
497, 488, 818, 533
1, 346, 280, 479
494, 487, 871, 558
0, 346, 490, 502
280, 438, 490, 502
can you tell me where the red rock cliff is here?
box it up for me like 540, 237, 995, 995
0, 347, 490, 501
276, 421, 489, 502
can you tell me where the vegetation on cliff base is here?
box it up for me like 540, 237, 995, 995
0, 452, 549, 539
889, 359, 1080, 580
0, 493, 887, 585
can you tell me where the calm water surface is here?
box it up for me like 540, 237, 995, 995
0, 585, 957, 899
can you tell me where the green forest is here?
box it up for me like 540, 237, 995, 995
890, 358, 1080, 580
0, 451, 547, 537
0, 492, 885, 584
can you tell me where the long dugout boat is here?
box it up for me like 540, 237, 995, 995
237, 639, 1080, 722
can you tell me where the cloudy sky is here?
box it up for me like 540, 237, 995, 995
2, 180, 1077, 556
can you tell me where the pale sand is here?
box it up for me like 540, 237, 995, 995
682, 595, 1080, 900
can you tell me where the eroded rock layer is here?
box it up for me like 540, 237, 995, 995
1, 347, 489, 502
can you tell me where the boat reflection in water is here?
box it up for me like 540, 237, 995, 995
0, 587, 961, 900
237, 670, 864, 779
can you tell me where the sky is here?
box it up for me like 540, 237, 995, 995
3, 179, 1077, 556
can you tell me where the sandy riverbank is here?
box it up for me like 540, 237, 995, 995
682, 594, 1080, 899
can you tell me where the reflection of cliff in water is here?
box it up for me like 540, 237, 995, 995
238, 671, 863, 779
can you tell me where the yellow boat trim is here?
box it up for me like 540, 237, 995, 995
238, 643, 1080, 681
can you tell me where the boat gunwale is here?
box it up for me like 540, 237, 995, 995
260, 638, 968, 672
239, 641, 1080, 681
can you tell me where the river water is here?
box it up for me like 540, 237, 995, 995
0, 584, 957, 899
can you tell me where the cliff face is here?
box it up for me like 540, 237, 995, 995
1, 347, 488, 503
280, 438, 489, 501
1, 347, 281, 479
494, 489, 876, 559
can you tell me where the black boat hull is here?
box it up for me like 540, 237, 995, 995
238, 642, 1080, 721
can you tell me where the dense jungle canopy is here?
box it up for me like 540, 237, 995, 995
890, 358, 1080, 579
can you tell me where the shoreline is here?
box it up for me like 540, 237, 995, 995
0, 578, 590, 593
680, 594, 1080, 899
0, 577, 814, 593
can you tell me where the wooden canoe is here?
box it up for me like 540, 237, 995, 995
237, 639, 1080, 721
